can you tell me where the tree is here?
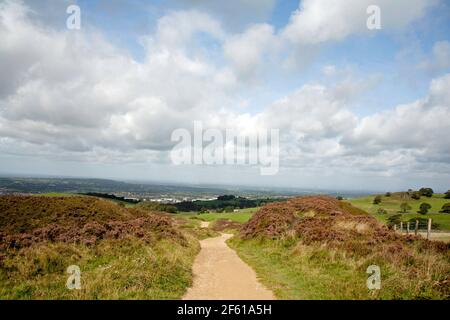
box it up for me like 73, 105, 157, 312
336, 196, 343, 200
411, 191, 421, 200
138, 201, 178, 213
444, 190, 450, 199
373, 195, 382, 205
440, 203, 450, 214
418, 203, 431, 215
224, 206, 234, 213
419, 187, 434, 198
217, 195, 236, 201
387, 214, 402, 227
385, 192, 391, 197
377, 208, 387, 214
400, 202, 412, 213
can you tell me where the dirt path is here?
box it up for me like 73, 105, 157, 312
402, 231, 450, 243
200, 221, 210, 228
183, 233, 275, 300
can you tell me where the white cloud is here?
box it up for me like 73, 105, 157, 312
224, 23, 278, 81
419, 40, 450, 73
344, 73, 450, 167
173, 0, 277, 30
322, 65, 337, 77
282, 0, 435, 45
147, 10, 225, 52
0, 2, 236, 155
226, 0, 437, 73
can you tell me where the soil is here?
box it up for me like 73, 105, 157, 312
183, 233, 275, 300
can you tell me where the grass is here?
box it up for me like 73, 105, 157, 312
348, 194, 450, 230
172, 214, 220, 240
228, 238, 369, 299
230, 196, 450, 300
181, 207, 258, 224
229, 236, 449, 300
0, 195, 201, 300
33, 192, 77, 197
348, 193, 449, 214
0, 236, 199, 300
372, 213, 450, 230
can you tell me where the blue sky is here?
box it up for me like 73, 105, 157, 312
0, 0, 450, 191
28, 0, 450, 112
72, 0, 450, 112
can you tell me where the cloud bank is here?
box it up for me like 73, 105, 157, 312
0, 0, 449, 189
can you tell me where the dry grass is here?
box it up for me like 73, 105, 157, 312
210, 219, 242, 232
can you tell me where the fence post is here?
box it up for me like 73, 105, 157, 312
415, 220, 418, 236
400, 222, 403, 234
406, 222, 410, 234
427, 218, 432, 240
394, 224, 397, 232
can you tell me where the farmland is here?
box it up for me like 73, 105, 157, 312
348, 193, 450, 231
183, 207, 258, 224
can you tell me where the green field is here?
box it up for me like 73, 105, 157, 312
348, 193, 449, 214
181, 207, 258, 223
348, 193, 450, 230
33, 192, 77, 197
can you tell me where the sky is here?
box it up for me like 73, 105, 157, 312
0, 0, 450, 192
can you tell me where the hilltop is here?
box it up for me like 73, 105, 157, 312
0, 195, 198, 299
230, 196, 450, 299
0, 195, 185, 249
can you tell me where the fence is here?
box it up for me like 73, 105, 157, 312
393, 218, 432, 239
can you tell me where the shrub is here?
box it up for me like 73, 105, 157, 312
400, 202, 412, 213
377, 208, 388, 214
440, 203, 450, 214
385, 192, 391, 197
419, 187, 434, 197
373, 195, 382, 205
444, 190, 450, 199
418, 203, 431, 215
386, 214, 402, 227
411, 192, 421, 200
336, 196, 343, 201
137, 201, 178, 213
224, 206, 234, 213
217, 195, 236, 201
